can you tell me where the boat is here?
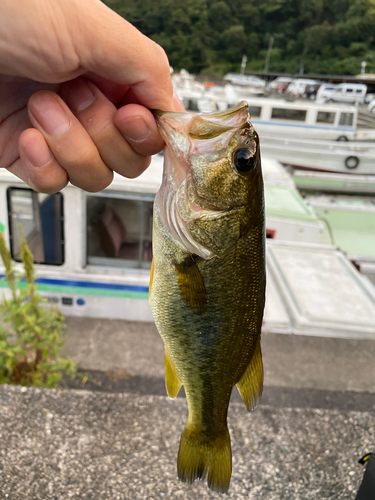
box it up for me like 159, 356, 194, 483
211, 96, 360, 141
304, 193, 375, 283
265, 240, 375, 339
292, 169, 375, 194
0, 155, 332, 322
1, 154, 375, 339
260, 135, 375, 174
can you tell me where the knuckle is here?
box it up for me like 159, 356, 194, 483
30, 174, 67, 194
80, 111, 112, 139
77, 170, 113, 193
68, 143, 99, 168
125, 155, 151, 179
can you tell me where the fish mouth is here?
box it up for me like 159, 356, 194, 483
153, 101, 251, 148
152, 100, 248, 119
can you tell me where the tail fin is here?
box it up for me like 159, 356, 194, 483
177, 422, 232, 493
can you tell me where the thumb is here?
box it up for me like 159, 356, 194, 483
72, 0, 174, 110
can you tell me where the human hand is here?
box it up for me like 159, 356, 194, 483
0, 0, 182, 193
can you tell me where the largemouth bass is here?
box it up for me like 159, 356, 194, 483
149, 101, 265, 493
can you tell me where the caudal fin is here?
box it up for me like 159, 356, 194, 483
177, 422, 232, 493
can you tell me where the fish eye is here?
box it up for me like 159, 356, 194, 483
233, 148, 256, 174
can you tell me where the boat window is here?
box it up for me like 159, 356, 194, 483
248, 105, 261, 118
346, 88, 353, 93
7, 188, 64, 265
339, 113, 354, 126
86, 194, 153, 269
356, 89, 363, 94
271, 107, 307, 121
316, 111, 335, 124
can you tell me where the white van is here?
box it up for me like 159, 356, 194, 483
327, 83, 367, 105
316, 83, 338, 102
286, 79, 319, 97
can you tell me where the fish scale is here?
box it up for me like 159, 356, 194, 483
150, 102, 266, 493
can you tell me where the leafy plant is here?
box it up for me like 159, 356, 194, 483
0, 232, 76, 387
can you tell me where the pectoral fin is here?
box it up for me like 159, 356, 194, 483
236, 339, 263, 411
165, 348, 182, 399
174, 256, 207, 314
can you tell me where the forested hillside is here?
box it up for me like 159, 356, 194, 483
104, 0, 375, 76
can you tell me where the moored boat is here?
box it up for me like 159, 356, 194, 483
260, 135, 375, 175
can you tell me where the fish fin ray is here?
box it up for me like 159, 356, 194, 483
165, 348, 182, 399
174, 255, 207, 314
236, 338, 263, 411
177, 422, 232, 493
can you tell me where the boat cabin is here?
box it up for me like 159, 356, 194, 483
244, 97, 358, 141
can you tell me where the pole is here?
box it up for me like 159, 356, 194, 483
240, 55, 247, 76
264, 36, 274, 74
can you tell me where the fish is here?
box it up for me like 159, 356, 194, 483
149, 101, 266, 493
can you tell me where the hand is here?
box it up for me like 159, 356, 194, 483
0, 0, 179, 193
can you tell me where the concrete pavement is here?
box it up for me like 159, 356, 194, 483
62, 317, 375, 394
0, 318, 374, 499
0, 385, 374, 500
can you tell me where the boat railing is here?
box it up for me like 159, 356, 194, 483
261, 135, 375, 154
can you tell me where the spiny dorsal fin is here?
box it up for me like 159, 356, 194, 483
174, 255, 207, 314
236, 338, 263, 411
165, 348, 182, 399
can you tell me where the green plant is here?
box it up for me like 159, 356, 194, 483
0, 231, 76, 387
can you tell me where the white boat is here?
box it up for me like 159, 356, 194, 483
1, 155, 375, 339
0, 155, 329, 323
223, 73, 266, 89
305, 193, 375, 262
266, 240, 375, 339
209, 96, 359, 141
260, 135, 375, 174
292, 169, 375, 194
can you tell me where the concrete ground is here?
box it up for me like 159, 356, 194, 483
0, 318, 374, 499
62, 317, 375, 396
0, 385, 374, 500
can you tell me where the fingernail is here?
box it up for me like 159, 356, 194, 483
23, 140, 54, 169
29, 92, 71, 136
121, 117, 150, 142
63, 78, 95, 113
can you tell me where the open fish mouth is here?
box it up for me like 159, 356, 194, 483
153, 101, 251, 147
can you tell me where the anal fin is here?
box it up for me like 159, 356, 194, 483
165, 348, 182, 399
236, 338, 263, 411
